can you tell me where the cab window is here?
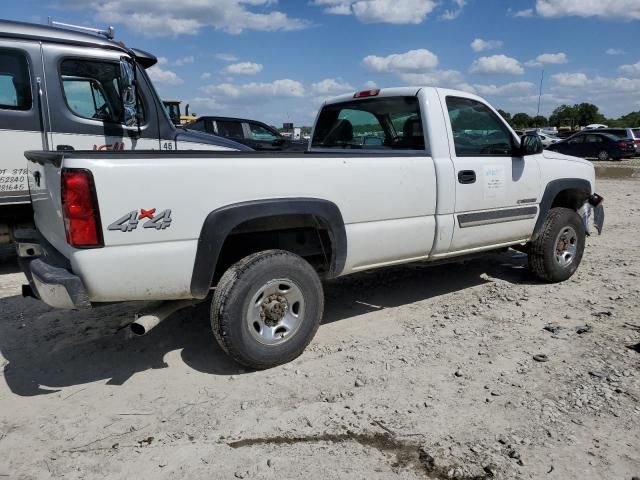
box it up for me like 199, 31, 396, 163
60, 59, 145, 124
446, 96, 514, 156
0, 49, 31, 110
312, 96, 425, 150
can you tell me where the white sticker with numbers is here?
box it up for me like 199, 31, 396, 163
483, 165, 506, 200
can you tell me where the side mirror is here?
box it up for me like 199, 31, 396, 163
518, 134, 543, 156
119, 58, 139, 127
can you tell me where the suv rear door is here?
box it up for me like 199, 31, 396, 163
0, 40, 45, 206
42, 44, 160, 151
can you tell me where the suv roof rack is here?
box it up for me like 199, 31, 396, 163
47, 18, 114, 40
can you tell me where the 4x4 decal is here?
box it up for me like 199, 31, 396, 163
108, 209, 172, 232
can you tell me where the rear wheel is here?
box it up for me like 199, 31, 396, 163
528, 207, 585, 283
597, 150, 610, 161
211, 249, 323, 369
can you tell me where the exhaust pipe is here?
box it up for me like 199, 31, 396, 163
131, 300, 200, 336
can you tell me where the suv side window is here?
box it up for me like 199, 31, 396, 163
568, 135, 584, 144
249, 123, 278, 141
217, 120, 244, 139
585, 135, 602, 143
60, 59, 145, 124
446, 96, 514, 156
0, 49, 32, 111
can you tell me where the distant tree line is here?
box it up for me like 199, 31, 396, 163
497, 104, 640, 130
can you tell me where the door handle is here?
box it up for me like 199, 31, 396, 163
458, 170, 476, 184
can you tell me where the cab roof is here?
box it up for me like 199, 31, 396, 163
0, 19, 157, 68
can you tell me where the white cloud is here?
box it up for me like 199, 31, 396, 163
551, 72, 640, 94
363, 49, 438, 73
470, 38, 503, 52
364, 80, 378, 89
535, 0, 640, 20
537, 52, 568, 64
200, 72, 212, 80
513, 8, 534, 17
147, 65, 183, 86
201, 79, 306, 100
61, 0, 310, 36
606, 48, 625, 55
620, 61, 640, 76
174, 55, 195, 66
156, 56, 169, 65
525, 52, 568, 67
223, 62, 264, 75
311, 0, 438, 24
551, 72, 589, 87
474, 82, 536, 96
440, 0, 466, 20
469, 55, 524, 75
399, 69, 476, 93
216, 53, 239, 62
311, 78, 354, 95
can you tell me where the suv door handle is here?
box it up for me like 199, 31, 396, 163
458, 170, 476, 184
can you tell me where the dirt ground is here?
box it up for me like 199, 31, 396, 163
1, 178, 639, 480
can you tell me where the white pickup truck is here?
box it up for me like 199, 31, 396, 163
18, 87, 604, 369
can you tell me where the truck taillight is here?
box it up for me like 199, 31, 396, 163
354, 89, 380, 98
61, 169, 103, 248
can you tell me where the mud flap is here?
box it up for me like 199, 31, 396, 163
579, 194, 604, 236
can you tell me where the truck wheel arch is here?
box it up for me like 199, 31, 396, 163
190, 198, 347, 299
533, 178, 591, 240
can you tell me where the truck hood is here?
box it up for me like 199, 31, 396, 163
542, 149, 592, 167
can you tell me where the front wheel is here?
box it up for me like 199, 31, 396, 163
528, 207, 586, 283
211, 250, 324, 369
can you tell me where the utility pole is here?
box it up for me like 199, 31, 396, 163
536, 69, 544, 117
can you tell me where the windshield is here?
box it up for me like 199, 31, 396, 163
311, 96, 425, 150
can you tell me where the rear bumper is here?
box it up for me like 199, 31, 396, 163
29, 258, 91, 309
16, 229, 91, 310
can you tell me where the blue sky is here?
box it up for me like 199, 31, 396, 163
7, 0, 640, 126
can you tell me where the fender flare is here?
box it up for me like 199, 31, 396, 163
190, 198, 347, 299
532, 178, 592, 239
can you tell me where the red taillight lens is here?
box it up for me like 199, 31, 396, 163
61, 169, 103, 248
354, 89, 380, 98
618, 141, 628, 148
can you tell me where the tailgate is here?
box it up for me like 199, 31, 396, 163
24, 151, 70, 255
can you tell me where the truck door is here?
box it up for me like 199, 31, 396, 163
442, 94, 541, 252
42, 44, 160, 151
0, 41, 45, 209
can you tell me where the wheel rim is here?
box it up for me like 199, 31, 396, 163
554, 226, 578, 268
247, 278, 305, 346
598, 150, 609, 161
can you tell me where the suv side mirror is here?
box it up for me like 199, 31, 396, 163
518, 134, 543, 156
119, 58, 139, 128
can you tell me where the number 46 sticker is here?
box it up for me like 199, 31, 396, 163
108, 208, 172, 232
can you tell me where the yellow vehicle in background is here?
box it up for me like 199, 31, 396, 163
162, 100, 197, 126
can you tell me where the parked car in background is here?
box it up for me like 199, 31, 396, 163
596, 128, 640, 154
539, 133, 560, 148
582, 124, 608, 130
547, 131, 635, 161
186, 116, 307, 151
